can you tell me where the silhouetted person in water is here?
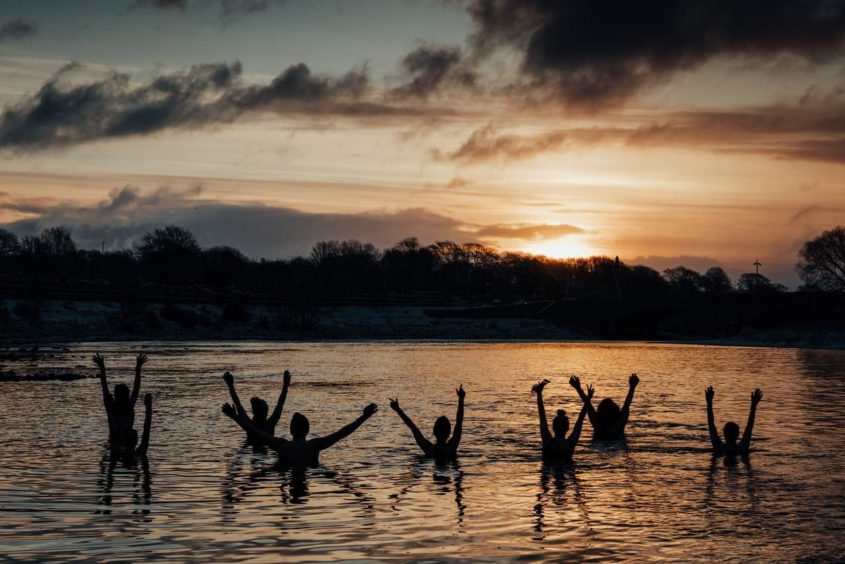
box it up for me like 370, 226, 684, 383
533, 377, 593, 462
389, 385, 465, 462
222, 402, 378, 467
571, 373, 639, 440
706, 386, 763, 457
223, 370, 291, 445
111, 393, 154, 465
94, 352, 147, 446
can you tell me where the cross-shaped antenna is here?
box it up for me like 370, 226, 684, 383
753, 259, 762, 275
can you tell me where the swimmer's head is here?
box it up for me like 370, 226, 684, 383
596, 398, 620, 429
552, 409, 569, 437
250, 397, 269, 423
290, 412, 310, 439
723, 421, 740, 443
433, 416, 451, 443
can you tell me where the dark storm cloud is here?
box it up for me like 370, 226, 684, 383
0, 186, 586, 256
391, 44, 477, 99
465, 0, 845, 108
0, 18, 37, 42
0, 61, 379, 150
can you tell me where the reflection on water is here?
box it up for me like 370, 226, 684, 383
1, 341, 844, 561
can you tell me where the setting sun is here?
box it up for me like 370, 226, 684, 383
523, 237, 600, 259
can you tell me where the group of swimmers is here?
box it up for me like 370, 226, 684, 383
95, 354, 764, 467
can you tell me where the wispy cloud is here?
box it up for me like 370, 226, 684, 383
0, 19, 37, 42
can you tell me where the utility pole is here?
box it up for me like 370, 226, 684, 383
753, 258, 762, 294
101, 241, 105, 279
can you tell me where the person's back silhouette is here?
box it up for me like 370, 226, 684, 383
389, 385, 465, 462
533, 377, 593, 462
110, 393, 154, 465
222, 401, 378, 467
223, 370, 291, 446
93, 353, 147, 446
571, 373, 639, 440
706, 386, 762, 457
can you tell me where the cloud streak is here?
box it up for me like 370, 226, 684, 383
0, 61, 383, 150
439, 94, 845, 165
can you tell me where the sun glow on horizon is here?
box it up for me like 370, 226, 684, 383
521, 237, 600, 260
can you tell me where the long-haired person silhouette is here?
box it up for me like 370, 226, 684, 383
532, 377, 593, 462
223, 370, 291, 445
93, 353, 147, 446
706, 386, 763, 457
222, 401, 378, 467
570, 373, 639, 440
389, 385, 465, 462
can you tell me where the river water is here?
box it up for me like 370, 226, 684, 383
1, 341, 843, 561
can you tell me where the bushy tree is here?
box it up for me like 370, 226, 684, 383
0, 229, 20, 257
136, 225, 201, 283
797, 226, 845, 291
663, 266, 703, 296
701, 267, 733, 294
735, 273, 787, 294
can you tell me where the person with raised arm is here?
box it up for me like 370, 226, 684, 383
705, 386, 763, 457
223, 370, 291, 445
221, 402, 378, 468
93, 352, 147, 446
390, 385, 466, 462
533, 377, 593, 462
570, 373, 639, 440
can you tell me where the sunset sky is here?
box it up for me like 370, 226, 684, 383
3, 1, 845, 286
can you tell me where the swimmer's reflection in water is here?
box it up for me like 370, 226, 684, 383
389, 385, 465, 463
389, 457, 466, 527
222, 401, 378, 467
533, 462, 591, 538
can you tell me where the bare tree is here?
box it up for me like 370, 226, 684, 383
797, 226, 845, 291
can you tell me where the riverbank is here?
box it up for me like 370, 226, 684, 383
1, 297, 844, 350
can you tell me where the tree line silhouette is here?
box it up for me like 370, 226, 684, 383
0, 224, 842, 303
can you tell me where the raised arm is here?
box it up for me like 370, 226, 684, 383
448, 385, 465, 449
533, 379, 552, 442
615, 373, 639, 432
569, 376, 597, 425
705, 386, 722, 451
268, 370, 291, 427
390, 399, 433, 454
130, 353, 147, 406
740, 389, 763, 453
222, 403, 285, 448
310, 404, 378, 451
223, 372, 248, 418
93, 353, 111, 407
136, 393, 153, 456
568, 385, 594, 447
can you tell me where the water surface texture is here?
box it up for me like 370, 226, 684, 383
1, 342, 844, 561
